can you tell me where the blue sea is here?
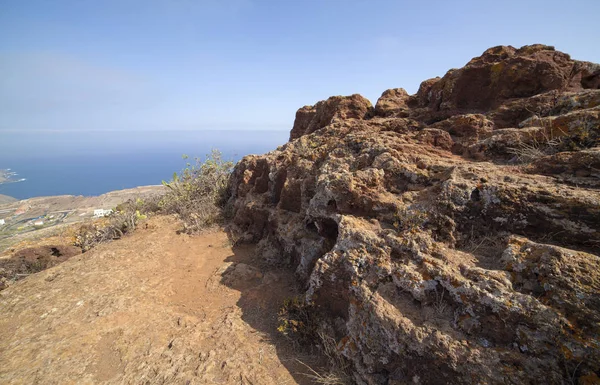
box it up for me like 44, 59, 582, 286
0, 130, 289, 200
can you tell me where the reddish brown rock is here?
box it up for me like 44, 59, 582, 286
414, 128, 454, 150
527, 147, 600, 188
429, 114, 494, 156
374, 88, 410, 118
414, 45, 599, 120
289, 94, 372, 140
413, 77, 441, 108
228, 45, 600, 384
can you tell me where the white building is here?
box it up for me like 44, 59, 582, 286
0, 219, 5, 225
93, 209, 113, 218
34, 220, 44, 227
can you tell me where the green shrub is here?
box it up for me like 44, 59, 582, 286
277, 296, 317, 345
159, 149, 234, 233
73, 221, 124, 252
72, 149, 233, 250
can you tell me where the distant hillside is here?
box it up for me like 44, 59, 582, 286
0, 185, 165, 253
0, 195, 17, 205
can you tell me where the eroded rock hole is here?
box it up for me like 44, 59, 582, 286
50, 247, 61, 257
317, 217, 339, 241
305, 221, 318, 233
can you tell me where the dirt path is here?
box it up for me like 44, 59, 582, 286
0, 216, 321, 384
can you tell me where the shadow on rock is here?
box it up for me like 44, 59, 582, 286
219, 244, 328, 385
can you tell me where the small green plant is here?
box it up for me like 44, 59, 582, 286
277, 296, 316, 345
160, 149, 234, 233
393, 207, 428, 234
564, 113, 598, 151
73, 222, 121, 252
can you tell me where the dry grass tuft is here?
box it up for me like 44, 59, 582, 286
296, 359, 349, 385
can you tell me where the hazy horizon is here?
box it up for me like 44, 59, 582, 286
0, 129, 289, 198
2, 0, 599, 138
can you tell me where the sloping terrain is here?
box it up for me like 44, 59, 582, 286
228, 45, 600, 384
0, 216, 321, 384
0, 185, 164, 253
0, 194, 17, 205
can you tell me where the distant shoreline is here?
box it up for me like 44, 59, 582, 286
1, 161, 163, 204
0, 131, 287, 200
0, 184, 164, 205
0, 169, 25, 186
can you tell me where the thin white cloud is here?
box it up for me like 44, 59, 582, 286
0, 51, 166, 131
0, 51, 151, 109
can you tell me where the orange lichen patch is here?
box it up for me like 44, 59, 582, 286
490, 62, 505, 83
560, 344, 574, 360
338, 335, 351, 350
424, 258, 441, 268
567, 317, 580, 330
347, 340, 358, 353
539, 291, 552, 304
579, 373, 600, 385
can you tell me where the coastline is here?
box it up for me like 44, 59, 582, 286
0, 169, 25, 187
0, 185, 165, 252
0, 171, 17, 204
0, 169, 9, 184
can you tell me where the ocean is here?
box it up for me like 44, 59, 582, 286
0, 130, 289, 200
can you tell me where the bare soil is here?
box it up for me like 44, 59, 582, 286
0, 216, 324, 384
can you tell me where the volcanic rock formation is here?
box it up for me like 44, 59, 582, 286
228, 45, 600, 384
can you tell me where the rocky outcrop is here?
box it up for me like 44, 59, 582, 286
228, 45, 600, 384
409, 45, 599, 124
289, 94, 373, 140
374, 88, 410, 118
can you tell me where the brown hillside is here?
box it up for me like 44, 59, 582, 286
0, 194, 17, 205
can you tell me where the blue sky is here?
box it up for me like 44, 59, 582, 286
1, 0, 599, 135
